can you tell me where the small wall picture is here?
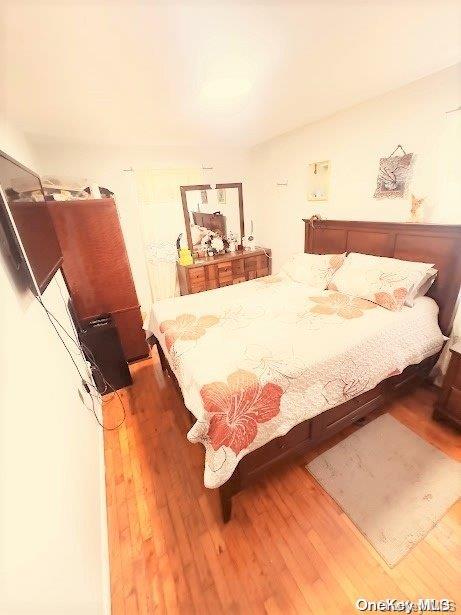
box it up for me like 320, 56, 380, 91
307, 160, 330, 201
200, 189, 208, 204
374, 152, 414, 199
217, 188, 226, 205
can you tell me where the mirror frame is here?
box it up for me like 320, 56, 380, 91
180, 182, 244, 252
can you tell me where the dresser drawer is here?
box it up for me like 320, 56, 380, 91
188, 267, 206, 293
205, 265, 218, 290
256, 254, 269, 277
239, 420, 312, 476
217, 262, 233, 286
217, 262, 232, 275
244, 256, 257, 272
256, 267, 269, 278
232, 259, 245, 276
206, 264, 217, 279
190, 280, 207, 293
311, 386, 385, 440
189, 267, 206, 282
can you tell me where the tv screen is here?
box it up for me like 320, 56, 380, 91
0, 150, 62, 295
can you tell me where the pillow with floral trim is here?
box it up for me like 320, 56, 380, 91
328, 252, 434, 311
281, 252, 346, 289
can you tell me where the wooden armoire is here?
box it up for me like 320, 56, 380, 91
49, 198, 148, 362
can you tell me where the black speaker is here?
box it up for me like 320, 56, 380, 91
71, 307, 133, 394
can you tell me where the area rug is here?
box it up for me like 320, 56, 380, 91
306, 414, 461, 566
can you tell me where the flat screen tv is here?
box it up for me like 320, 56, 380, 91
0, 149, 62, 296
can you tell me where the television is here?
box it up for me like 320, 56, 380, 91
0, 149, 62, 296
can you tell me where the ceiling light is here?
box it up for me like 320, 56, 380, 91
200, 76, 252, 110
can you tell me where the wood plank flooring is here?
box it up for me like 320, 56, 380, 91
103, 354, 461, 614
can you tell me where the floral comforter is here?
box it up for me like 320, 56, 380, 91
144, 275, 444, 488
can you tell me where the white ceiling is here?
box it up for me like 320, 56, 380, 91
2, 1, 461, 148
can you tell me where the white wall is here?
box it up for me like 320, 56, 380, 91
248, 64, 461, 272
30, 65, 460, 307
32, 142, 251, 312
0, 118, 109, 614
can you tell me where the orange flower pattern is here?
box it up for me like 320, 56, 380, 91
328, 253, 345, 271
373, 288, 408, 311
309, 292, 377, 319
159, 313, 219, 350
200, 369, 283, 454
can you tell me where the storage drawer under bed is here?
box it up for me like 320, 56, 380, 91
239, 419, 312, 482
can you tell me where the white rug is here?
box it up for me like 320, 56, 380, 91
306, 414, 461, 566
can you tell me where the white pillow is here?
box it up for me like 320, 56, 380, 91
281, 252, 346, 289
404, 268, 437, 307
329, 252, 434, 311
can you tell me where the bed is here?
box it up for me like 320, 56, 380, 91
146, 220, 461, 522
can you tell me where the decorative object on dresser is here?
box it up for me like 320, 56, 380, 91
180, 182, 244, 252
177, 248, 271, 295
49, 198, 148, 362
433, 340, 461, 431
242, 220, 257, 251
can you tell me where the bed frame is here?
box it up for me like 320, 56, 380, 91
151, 220, 461, 522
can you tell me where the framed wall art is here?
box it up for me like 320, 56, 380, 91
307, 160, 330, 201
374, 145, 414, 199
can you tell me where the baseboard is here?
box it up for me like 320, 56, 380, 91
98, 419, 111, 614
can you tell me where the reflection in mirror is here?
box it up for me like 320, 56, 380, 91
181, 183, 244, 258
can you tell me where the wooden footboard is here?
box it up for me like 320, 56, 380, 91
148, 335, 440, 523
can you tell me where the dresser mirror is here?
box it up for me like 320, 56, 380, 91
180, 182, 244, 255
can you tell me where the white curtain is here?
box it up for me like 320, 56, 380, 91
135, 168, 201, 302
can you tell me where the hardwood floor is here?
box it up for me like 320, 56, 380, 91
103, 354, 461, 614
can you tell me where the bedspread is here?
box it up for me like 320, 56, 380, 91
144, 276, 444, 488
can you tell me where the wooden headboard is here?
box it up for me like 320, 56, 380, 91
304, 219, 461, 336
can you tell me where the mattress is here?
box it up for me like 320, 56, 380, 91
144, 275, 444, 488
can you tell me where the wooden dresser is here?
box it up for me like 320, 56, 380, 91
177, 248, 271, 295
433, 341, 461, 431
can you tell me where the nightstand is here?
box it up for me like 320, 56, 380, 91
433, 340, 461, 431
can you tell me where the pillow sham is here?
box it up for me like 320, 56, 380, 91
404, 267, 437, 307
281, 252, 346, 289
329, 252, 434, 311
